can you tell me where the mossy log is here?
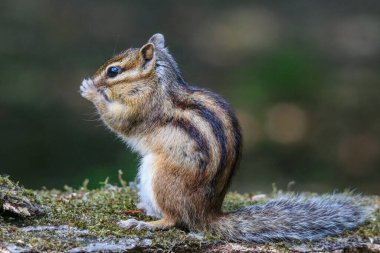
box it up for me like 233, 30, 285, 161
0, 175, 379, 252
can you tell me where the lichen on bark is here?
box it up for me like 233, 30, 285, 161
0, 176, 45, 218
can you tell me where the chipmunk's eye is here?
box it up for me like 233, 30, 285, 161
106, 66, 122, 78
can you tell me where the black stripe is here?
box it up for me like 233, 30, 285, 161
170, 117, 209, 170
155, 47, 241, 183
169, 89, 228, 183
210, 92, 241, 185
229, 112, 242, 177
189, 86, 242, 173
193, 101, 227, 180
206, 90, 242, 173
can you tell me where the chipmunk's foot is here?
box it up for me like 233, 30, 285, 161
118, 218, 175, 231
118, 219, 156, 230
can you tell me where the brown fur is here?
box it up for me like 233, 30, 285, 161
80, 34, 371, 243
80, 34, 240, 233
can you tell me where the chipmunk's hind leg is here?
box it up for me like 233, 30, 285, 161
146, 218, 176, 229
118, 217, 175, 231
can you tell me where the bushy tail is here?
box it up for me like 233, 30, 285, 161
209, 194, 372, 242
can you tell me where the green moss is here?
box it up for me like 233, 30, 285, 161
223, 192, 268, 212
0, 177, 210, 251
0, 175, 44, 217
0, 175, 379, 252
346, 196, 380, 239
0, 175, 38, 203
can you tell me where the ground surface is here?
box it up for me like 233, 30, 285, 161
0, 175, 379, 253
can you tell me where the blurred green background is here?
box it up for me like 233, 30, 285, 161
1, 0, 379, 194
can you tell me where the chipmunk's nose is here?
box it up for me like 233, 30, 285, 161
89, 76, 101, 88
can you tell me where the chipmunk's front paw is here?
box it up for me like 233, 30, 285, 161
80, 79, 98, 100
118, 219, 155, 231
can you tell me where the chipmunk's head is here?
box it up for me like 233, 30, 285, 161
92, 33, 166, 97
81, 33, 181, 135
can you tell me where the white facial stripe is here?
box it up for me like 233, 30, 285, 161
107, 61, 123, 69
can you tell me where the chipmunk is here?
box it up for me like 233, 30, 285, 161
80, 34, 371, 242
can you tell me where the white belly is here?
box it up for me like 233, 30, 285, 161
137, 154, 162, 218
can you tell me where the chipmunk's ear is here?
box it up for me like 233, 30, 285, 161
139, 43, 155, 71
140, 43, 155, 61
148, 33, 165, 49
